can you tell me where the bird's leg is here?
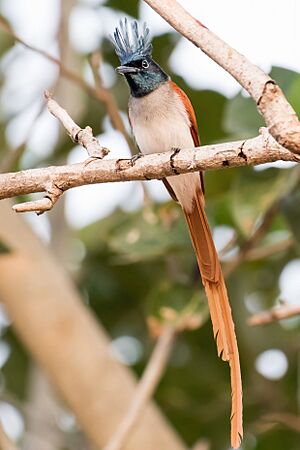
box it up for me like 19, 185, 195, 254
131, 152, 143, 165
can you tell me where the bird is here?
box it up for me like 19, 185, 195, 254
110, 18, 243, 449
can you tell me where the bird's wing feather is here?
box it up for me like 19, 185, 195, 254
170, 81, 243, 448
169, 81, 205, 192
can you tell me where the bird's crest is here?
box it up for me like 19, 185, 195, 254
110, 18, 152, 65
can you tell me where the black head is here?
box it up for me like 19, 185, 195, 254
116, 56, 169, 97
110, 19, 169, 97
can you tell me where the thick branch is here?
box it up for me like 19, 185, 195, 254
0, 129, 299, 213
144, 0, 300, 154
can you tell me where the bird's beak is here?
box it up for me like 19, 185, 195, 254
116, 66, 139, 75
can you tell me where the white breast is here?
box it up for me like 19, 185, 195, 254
129, 82, 200, 212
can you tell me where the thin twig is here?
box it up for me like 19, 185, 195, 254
0, 17, 132, 144
248, 304, 300, 326
144, 0, 300, 153
103, 325, 176, 450
89, 52, 135, 154
89, 53, 153, 203
10, 93, 109, 214
244, 237, 293, 261
45, 91, 109, 159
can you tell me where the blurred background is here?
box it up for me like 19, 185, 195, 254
0, 0, 299, 449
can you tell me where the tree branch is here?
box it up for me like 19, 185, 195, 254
0, 200, 187, 450
0, 421, 20, 450
144, 0, 300, 154
103, 325, 176, 450
248, 304, 300, 326
1, 113, 299, 213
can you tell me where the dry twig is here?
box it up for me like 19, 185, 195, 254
89, 52, 134, 153
11, 93, 109, 214
144, 0, 300, 154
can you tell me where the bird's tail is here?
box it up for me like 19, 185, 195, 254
183, 188, 243, 449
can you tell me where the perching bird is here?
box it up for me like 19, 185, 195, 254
111, 18, 243, 448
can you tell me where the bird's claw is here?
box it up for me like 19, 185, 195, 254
131, 152, 143, 165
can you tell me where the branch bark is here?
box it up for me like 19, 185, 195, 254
144, 0, 300, 154
248, 304, 300, 326
0, 420, 20, 450
103, 325, 176, 450
0, 126, 298, 213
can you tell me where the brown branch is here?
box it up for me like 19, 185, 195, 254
12, 93, 109, 214
0, 97, 299, 214
0, 119, 298, 214
103, 325, 176, 450
144, 0, 300, 154
45, 91, 109, 159
0, 420, 20, 450
248, 304, 300, 326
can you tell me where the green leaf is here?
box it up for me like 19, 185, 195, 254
104, 0, 139, 17
280, 189, 300, 243
223, 94, 264, 138
108, 204, 190, 263
173, 74, 228, 143
223, 67, 299, 139
0, 241, 10, 254
0, 16, 15, 61
232, 168, 289, 235
286, 75, 300, 117
146, 279, 208, 324
270, 66, 300, 93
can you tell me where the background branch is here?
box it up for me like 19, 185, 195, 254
103, 325, 176, 450
0, 420, 20, 450
0, 200, 187, 450
248, 304, 300, 326
0, 17, 134, 152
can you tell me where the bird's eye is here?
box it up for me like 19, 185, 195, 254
142, 59, 149, 69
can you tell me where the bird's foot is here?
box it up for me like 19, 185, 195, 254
170, 147, 181, 175
131, 152, 143, 165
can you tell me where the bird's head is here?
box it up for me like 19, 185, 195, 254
110, 18, 169, 97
